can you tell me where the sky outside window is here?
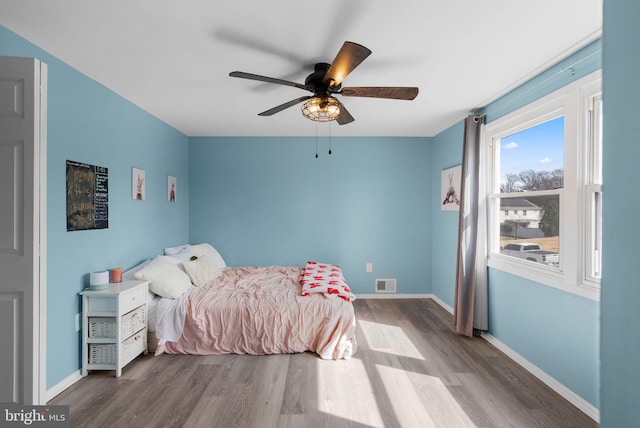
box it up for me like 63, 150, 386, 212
499, 116, 564, 186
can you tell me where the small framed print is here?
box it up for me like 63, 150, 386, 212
441, 165, 461, 211
132, 167, 145, 200
168, 175, 176, 202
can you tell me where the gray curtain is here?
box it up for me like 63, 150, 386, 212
454, 114, 488, 336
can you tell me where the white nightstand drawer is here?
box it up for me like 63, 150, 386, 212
121, 305, 146, 338
121, 285, 146, 313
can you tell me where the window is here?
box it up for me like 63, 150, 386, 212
495, 115, 563, 268
486, 71, 602, 300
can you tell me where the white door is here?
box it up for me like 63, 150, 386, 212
0, 56, 47, 405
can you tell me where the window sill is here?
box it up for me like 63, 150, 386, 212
488, 254, 600, 301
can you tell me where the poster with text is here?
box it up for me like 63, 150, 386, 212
66, 160, 109, 231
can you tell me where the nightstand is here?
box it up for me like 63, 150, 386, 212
80, 280, 149, 377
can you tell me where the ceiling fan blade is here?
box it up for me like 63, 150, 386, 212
258, 96, 312, 116
341, 86, 419, 100
336, 100, 355, 125
229, 71, 309, 91
323, 41, 372, 88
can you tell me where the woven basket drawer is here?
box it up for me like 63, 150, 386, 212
88, 343, 117, 365
88, 305, 145, 339
88, 329, 146, 365
122, 330, 146, 362
121, 305, 146, 338
88, 317, 117, 339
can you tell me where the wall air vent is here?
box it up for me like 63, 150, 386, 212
375, 278, 397, 293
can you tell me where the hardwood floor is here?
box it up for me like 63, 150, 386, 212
49, 299, 596, 428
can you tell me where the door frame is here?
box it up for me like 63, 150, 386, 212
36, 58, 47, 405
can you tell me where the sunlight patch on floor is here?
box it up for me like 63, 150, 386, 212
377, 364, 477, 428
358, 319, 424, 360
316, 357, 385, 428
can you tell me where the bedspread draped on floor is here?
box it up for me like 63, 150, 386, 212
157, 266, 357, 359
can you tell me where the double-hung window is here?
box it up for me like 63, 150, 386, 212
485, 71, 602, 300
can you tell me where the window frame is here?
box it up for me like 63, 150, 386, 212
583, 93, 603, 286
485, 71, 601, 301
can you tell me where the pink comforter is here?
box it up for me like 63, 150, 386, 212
158, 266, 357, 359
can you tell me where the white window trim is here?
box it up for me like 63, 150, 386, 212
583, 93, 603, 286
485, 71, 601, 301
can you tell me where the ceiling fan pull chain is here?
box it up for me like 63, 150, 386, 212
328, 123, 332, 155
315, 124, 319, 158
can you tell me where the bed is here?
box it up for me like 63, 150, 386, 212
125, 243, 357, 360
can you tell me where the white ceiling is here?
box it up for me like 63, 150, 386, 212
0, 0, 602, 137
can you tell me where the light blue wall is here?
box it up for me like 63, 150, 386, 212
480, 41, 602, 123
488, 270, 599, 405
600, 1, 640, 426
429, 41, 602, 408
430, 121, 463, 306
189, 136, 432, 295
0, 25, 190, 389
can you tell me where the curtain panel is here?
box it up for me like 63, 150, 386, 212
454, 114, 488, 336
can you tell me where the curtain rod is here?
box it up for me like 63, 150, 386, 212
476, 47, 602, 116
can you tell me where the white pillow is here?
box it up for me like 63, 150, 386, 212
154, 250, 193, 266
189, 243, 226, 269
164, 244, 191, 256
123, 259, 151, 280
134, 259, 192, 298
182, 256, 223, 287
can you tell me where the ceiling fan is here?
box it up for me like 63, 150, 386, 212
229, 41, 419, 125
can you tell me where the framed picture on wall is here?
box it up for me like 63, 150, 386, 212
441, 165, 461, 211
66, 160, 109, 231
132, 167, 145, 200
168, 175, 176, 202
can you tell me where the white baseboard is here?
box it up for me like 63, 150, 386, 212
428, 296, 599, 423
46, 370, 82, 403
481, 333, 599, 423
429, 295, 454, 314
356, 293, 433, 300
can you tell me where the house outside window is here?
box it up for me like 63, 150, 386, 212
500, 198, 543, 238
485, 71, 602, 300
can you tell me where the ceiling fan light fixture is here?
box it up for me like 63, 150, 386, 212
301, 97, 340, 122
